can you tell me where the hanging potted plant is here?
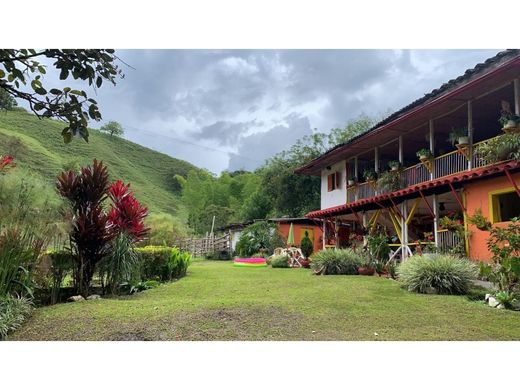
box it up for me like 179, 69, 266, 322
388, 160, 400, 171
468, 208, 492, 231
499, 111, 520, 132
363, 168, 377, 183
416, 148, 432, 162
347, 177, 357, 187
448, 126, 469, 147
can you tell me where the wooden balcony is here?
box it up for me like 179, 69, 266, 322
348, 136, 504, 202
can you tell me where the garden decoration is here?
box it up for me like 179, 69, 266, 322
233, 257, 267, 268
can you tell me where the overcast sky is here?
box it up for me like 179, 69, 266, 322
39, 49, 501, 174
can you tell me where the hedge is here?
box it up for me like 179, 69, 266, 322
136, 246, 191, 282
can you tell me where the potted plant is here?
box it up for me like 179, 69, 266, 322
377, 170, 401, 192
468, 208, 492, 231
448, 126, 469, 146
357, 257, 375, 276
416, 148, 432, 162
363, 168, 377, 182
347, 177, 357, 186
499, 111, 520, 131
388, 160, 400, 171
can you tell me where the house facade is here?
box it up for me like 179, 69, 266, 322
296, 50, 520, 262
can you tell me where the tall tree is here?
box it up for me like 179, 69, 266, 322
100, 121, 124, 137
0, 49, 123, 143
0, 87, 17, 110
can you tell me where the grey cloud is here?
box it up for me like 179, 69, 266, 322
227, 114, 312, 171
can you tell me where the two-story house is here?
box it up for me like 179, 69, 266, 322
295, 49, 520, 262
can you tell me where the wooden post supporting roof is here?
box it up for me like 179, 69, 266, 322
418, 190, 435, 218
467, 100, 474, 170
449, 182, 466, 212
514, 79, 520, 116
504, 168, 520, 198
406, 198, 422, 225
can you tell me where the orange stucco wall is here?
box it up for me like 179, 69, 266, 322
276, 223, 322, 253
464, 172, 520, 261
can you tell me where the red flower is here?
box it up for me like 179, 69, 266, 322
0, 155, 15, 172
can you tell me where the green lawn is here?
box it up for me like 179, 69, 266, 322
10, 260, 520, 341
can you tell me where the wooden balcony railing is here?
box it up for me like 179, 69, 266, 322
347, 136, 505, 202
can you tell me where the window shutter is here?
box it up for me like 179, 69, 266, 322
327, 174, 333, 192
335, 172, 341, 189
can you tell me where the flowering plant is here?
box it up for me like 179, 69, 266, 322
0, 155, 15, 173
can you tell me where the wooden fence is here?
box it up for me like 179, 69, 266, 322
174, 233, 232, 257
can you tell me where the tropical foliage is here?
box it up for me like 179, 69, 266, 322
311, 248, 367, 275
234, 221, 284, 257
137, 246, 191, 281
397, 254, 477, 295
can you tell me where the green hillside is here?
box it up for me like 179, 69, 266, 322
0, 109, 198, 217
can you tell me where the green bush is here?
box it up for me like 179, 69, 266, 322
311, 249, 366, 275
0, 295, 33, 340
397, 254, 477, 295
300, 231, 314, 258
137, 246, 191, 282
143, 213, 188, 246
46, 249, 75, 304
270, 254, 289, 268
235, 221, 284, 257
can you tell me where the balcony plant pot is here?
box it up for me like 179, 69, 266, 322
504, 119, 518, 129
347, 179, 356, 186
457, 136, 469, 146
357, 266, 375, 276
419, 155, 429, 162
390, 166, 399, 171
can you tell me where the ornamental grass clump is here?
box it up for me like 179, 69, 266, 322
311, 248, 366, 275
270, 254, 289, 268
397, 254, 477, 295
0, 295, 33, 340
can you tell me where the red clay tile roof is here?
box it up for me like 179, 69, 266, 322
306, 160, 520, 218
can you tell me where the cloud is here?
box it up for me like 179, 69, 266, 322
24, 49, 501, 173
227, 113, 312, 171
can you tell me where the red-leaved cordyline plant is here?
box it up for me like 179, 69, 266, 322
56, 159, 116, 297
107, 180, 149, 242
0, 155, 15, 173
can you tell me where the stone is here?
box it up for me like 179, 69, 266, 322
487, 296, 504, 309
67, 295, 85, 302
87, 294, 101, 300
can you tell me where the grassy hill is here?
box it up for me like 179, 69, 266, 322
0, 108, 199, 217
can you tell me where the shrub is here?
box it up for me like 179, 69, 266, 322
144, 213, 188, 246
0, 226, 44, 298
397, 254, 477, 295
0, 295, 33, 340
99, 233, 140, 294
137, 246, 191, 281
300, 231, 314, 258
205, 250, 232, 260
45, 249, 75, 304
311, 249, 366, 275
235, 221, 284, 257
270, 254, 289, 268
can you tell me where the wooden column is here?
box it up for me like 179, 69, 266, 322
401, 200, 408, 260
322, 219, 326, 250
354, 156, 359, 201
432, 194, 439, 248
429, 119, 435, 180
398, 135, 404, 165
467, 100, 473, 170
374, 146, 379, 195
515, 79, 520, 115
335, 218, 339, 249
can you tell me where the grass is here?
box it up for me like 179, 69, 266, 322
10, 260, 520, 341
0, 109, 199, 216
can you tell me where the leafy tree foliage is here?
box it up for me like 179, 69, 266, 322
100, 120, 124, 137
179, 115, 378, 235
0, 49, 123, 143
0, 87, 17, 110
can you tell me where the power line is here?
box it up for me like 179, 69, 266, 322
113, 122, 263, 165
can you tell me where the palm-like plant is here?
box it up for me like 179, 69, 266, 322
56, 159, 116, 297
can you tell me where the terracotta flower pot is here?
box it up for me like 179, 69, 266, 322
358, 266, 375, 276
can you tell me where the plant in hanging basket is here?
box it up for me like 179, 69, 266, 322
468, 208, 492, 231
499, 111, 520, 130
416, 148, 432, 161
363, 168, 377, 182
388, 160, 400, 171
448, 126, 469, 146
